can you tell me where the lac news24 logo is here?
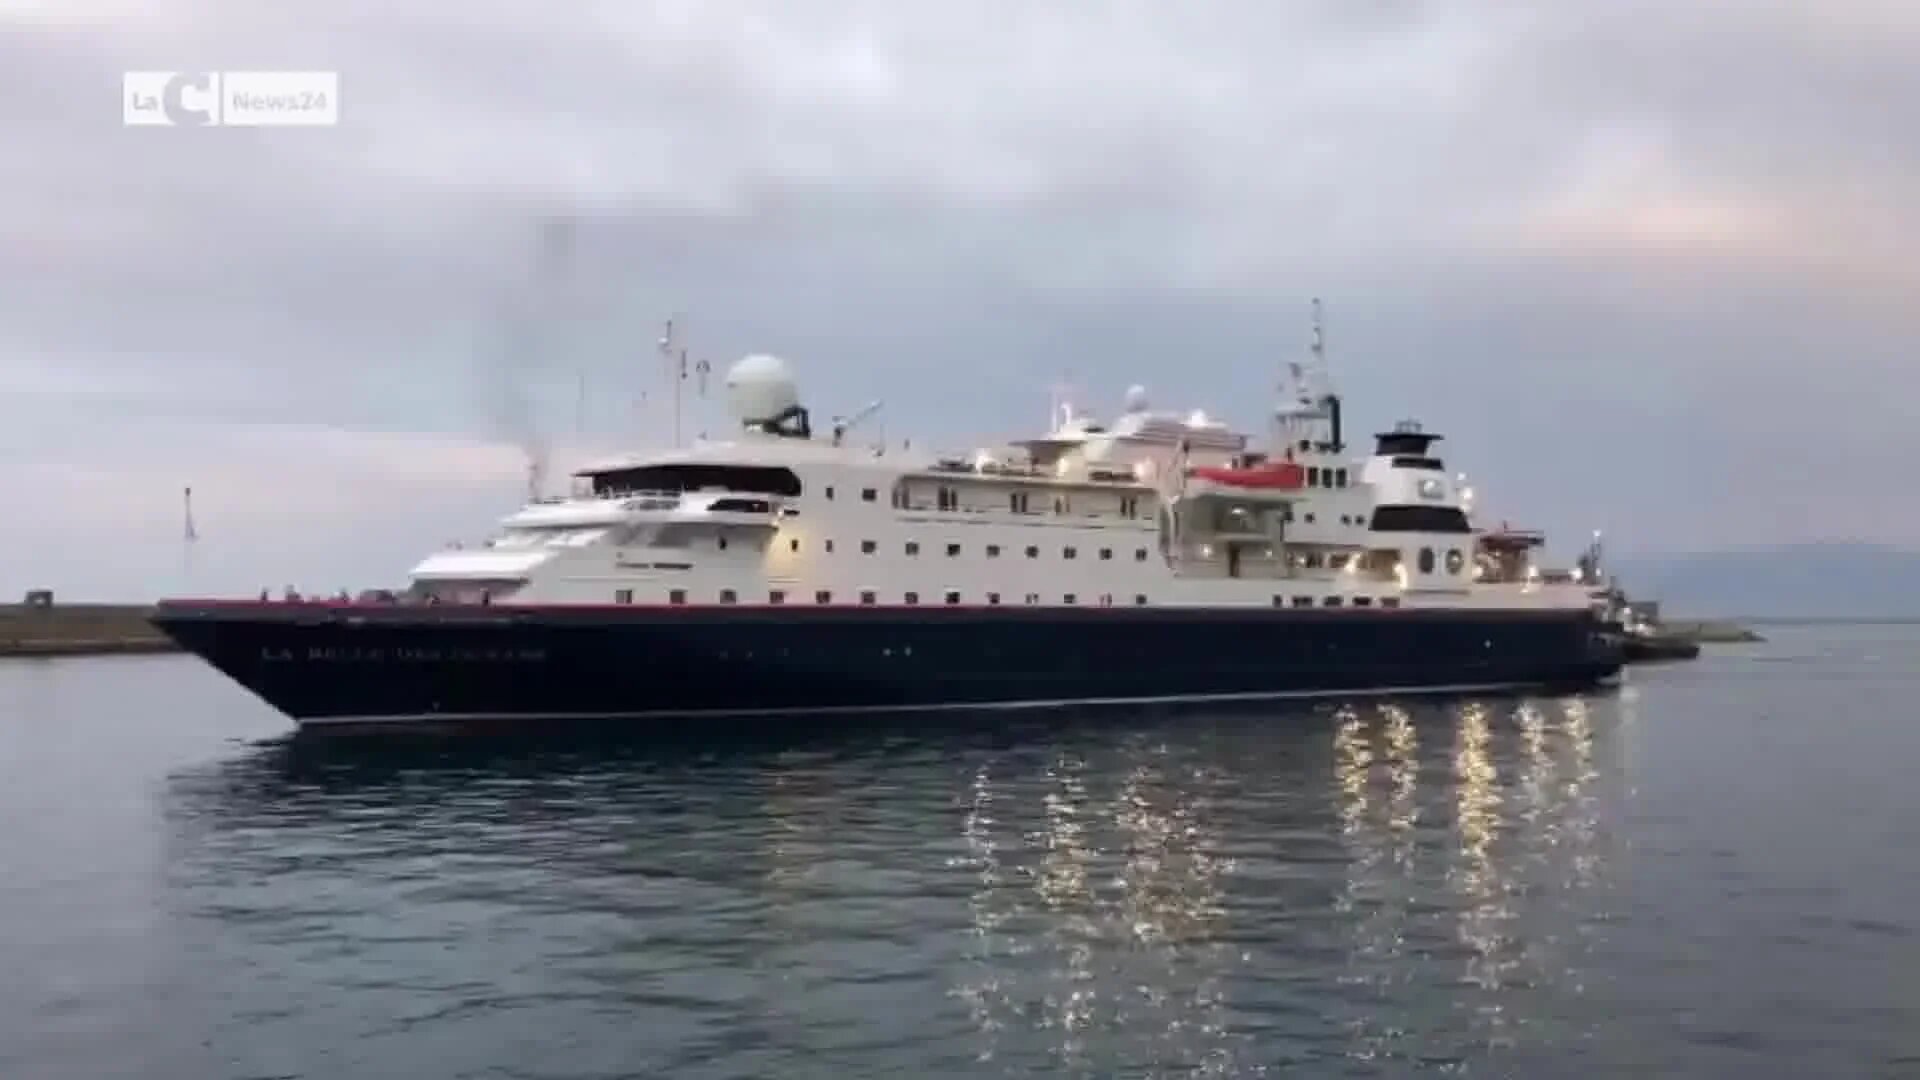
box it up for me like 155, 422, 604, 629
123, 71, 338, 127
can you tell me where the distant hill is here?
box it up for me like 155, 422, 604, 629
1610, 542, 1920, 619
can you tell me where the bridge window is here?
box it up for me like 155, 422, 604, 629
1099, 548, 1112, 560
861, 487, 877, 501
904, 592, 919, 605
768, 590, 785, 604
1293, 596, 1314, 608
1382, 597, 1402, 608
669, 590, 686, 605
1322, 596, 1342, 607
719, 589, 737, 604
616, 589, 634, 604
1063, 547, 1078, 559
1063, 593, 1077, 604
945, 590, 961, 605
1335, 468, 1348, 487
860, 590, 876, 605
987, 544, 1002, 558
861, 540, 877, 554
1308, 467, 1321, 486
947, 543, 961, 557
1135, 548, 1148, 561
584, 463, 802, 498
1371, 506, 1471, 533
905, 541, 920, 555
987, 592, 1002, 605
815, 590, 831, 604
1352, 596, 1372, 607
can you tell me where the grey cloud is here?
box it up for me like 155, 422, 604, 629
0, 1, 1915, 599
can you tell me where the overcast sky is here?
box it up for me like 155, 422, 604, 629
2, 1, 1915, 599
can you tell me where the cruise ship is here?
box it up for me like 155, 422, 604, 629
153, 308, 1624, 733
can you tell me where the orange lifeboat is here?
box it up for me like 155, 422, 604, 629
1185, 461, 1307, 489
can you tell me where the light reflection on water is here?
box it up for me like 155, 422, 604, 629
149, 694, 1632, 1076
12, 627, 1920, 1079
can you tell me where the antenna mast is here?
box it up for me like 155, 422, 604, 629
1310, 296, 1324, 372
657, 316, 686, 449
182, 485, 197, 543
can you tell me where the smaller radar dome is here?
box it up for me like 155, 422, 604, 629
726, 354, 800, 424
1123, 385, 1149, 413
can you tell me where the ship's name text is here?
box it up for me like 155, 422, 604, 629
262, 646, 548, 663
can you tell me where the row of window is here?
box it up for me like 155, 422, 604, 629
828, 482, 1150, 520
612, 589, 1400, 609
785, 537, 1155, 562
1305, 466, 1350, 488
1275, 595, 1401, 609
1418, 547, 1470, 575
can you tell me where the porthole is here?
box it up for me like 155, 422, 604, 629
1445, 548, 1465, 575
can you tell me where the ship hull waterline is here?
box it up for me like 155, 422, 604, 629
151, 600, 1626, 735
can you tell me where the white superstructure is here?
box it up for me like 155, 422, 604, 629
406, 310, 1607, 615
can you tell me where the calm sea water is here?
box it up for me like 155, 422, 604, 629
2, 624, 1917, 1078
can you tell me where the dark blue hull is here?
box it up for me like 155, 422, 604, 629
150, 601, 1623, 733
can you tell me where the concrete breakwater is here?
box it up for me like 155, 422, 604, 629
0, 603, 178, 657
1661, 619, 1767, 643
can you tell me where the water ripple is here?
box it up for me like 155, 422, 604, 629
6, 628, 1920, 1077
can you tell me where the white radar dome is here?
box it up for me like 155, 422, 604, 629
725, 353, 800, 424
1123, 385, 1149, 413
